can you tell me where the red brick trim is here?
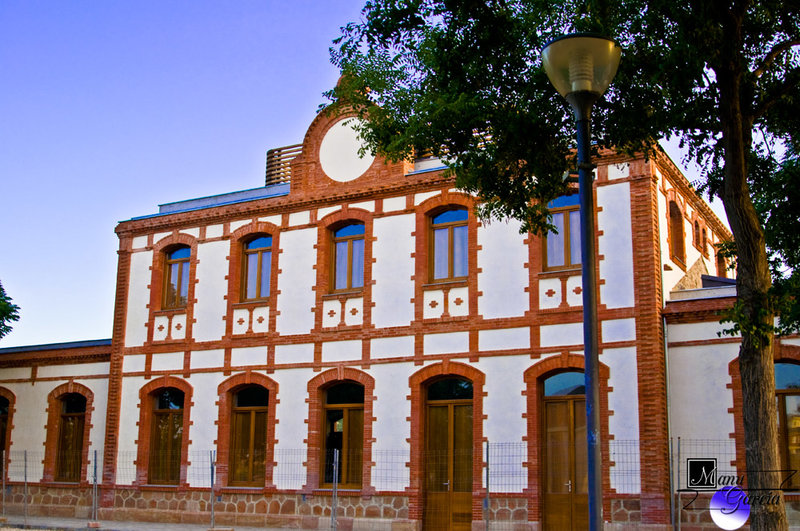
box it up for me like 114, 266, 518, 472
214, 371, 279, 488
42, 381, 95, 484
407, 361, 486, 524
0, 387, 14, 476
303, 367, 375, 493
522, 354, 611, 523
133, 376, 193, 487
225, 221, 282, 338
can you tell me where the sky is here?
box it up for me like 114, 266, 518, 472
0, 1, 726, 348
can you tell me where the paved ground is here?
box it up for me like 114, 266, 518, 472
0, 514, 302, 531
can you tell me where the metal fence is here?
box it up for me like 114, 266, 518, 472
0, 439, 742, 530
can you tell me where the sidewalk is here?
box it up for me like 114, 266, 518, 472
0, 514, 297, 531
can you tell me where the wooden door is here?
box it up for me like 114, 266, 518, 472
543, 397, 588, 530
424, 400, 472, 531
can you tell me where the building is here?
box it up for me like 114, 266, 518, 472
1, 104, 797, 530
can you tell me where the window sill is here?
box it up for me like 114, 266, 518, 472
153, 307, 188, 316
232, 299, 272, 308
423, 279, 468, 289
538, 267, 581, 278
322, 290, 364, 299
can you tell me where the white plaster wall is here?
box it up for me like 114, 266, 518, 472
231, 346, 267, 366
668, 322, 738, 343
116, 376, 147, 485
37, 362, 110, 378
603, 346, 641, 494
540, 322, 583, 348
0, 368, 32, 380
229, 220, 250, 232
275, 228, 317, 335
382, 196, 407, 212
151, 352, 184, 372
601, 319, 636, 343
668, 344, 738, 440
123, 354, 146, 373
349, 200, 375, 212
271, 368, 312, 489
371, 362, 414, 491
288, 211, 311, 226
193, 240, 229, 342
322, 340, 362, 362
424, 332, 469, 355
185, 372, 220, 487
132, 235, 148, 249
275, 343, 315, 364
597, 182, 635, 309
478, 327, 530, 352
477, 220, 529, 318
79, 378, 109, 465
125, 250, 153, 347
414, 191, 439, 205
4, 383, 49, 481
478, 356, 529, 492
191, 349, 225, 370
206, 224, 223, 238
372, 215, 416, 328
371, 336, 415, 359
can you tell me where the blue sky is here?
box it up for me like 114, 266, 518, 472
0, 1, 725, 348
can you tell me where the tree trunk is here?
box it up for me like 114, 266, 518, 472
717, 26, 788, 526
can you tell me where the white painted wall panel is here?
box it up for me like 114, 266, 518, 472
116, 376, 147, 485
5, 383, 49, 481
478, 219, 529, 318
125, 251, 153, 347
205, 224, 223, 238
371, 362, 414, 490
275, 343, 315, 364
372, 215, 416, 328
669, 322, 737, 343
382, 196, 406, 212
37, 362, 110, 378
151, 352, 184, 372
371, 336, 415, 359
191, 349, 224, 370
272, 368, 312, 489
275, 228, 318, 335
603, 348, 641, 493
322, 340, 362, 362
478, 327, 530, 352
540, 323, 583, 347
597, 183, 635, 309
193, 240, 229, 342
123, 354, 146, 373
602, 319, 637, 343
424, 332, 469, 355
185, 372, 220, 487
288, 211, 310, 226
231, 347, 267, 366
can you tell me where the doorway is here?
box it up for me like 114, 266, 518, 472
424, 378, 473, 531
542, 371, 588, 530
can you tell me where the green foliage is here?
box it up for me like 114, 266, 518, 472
0, 281, 20, 340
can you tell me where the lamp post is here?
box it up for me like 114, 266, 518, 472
542, 33, 621, 531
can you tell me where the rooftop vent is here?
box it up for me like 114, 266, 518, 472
265, 143, 302, 186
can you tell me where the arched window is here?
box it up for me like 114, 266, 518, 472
544, 195, 581, 270
776, 363, 800, 489
693, 221, 701, 247
230, 385, 269, 486
164, 246, 191, 309
716, 252, 727, 278
430, 208, 469, 281
669, 201, 685, 265
323, 382, 364, 487
702, 228, 708, 256
242, 235, 272, 300
0, 396, 8, 456
332, 223, 365, 292
149, 388, 184, 485
55, 393, 86, 482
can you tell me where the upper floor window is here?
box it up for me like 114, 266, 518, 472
243, 235, 272, 300
149, 387, 184, 485
669, 201, 686, 265
431, 208, 468, 282
56, 393, 86, 482
164, 246, 190, 309
544, 195, 581, 270
333, 224, 365, 291
776, 363, 800, 489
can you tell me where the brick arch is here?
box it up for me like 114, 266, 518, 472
214, 371, 279, 489
664, 189, 687, 268
407, 361, 486, 524
134, 376, 193, 486
728, 341, 800, 481
303, 367, 375, 492
43, 381, 95, 484
522, 353, 612, 523
0, 387, 15, 471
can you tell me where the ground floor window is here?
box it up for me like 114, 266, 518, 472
149, 387, 184, 485
323, 382, 364, 487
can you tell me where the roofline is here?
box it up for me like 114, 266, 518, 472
0, 338, 112, 355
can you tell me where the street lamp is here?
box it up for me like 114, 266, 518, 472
542, 33, 621, 531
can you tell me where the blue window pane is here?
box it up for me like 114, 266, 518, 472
179, 261, 190, 301
569, 210, 582, 265
432, 208, 468, 225
546, 213, 565, 268
246, 253, 259, 299
335, 241, 349, 290
433, 228, 449, 279
453, 225, 468, 277
169, 247, 190, 260
547, 194, 580, 209
351, 239, 364, 289
776, 363, 800, 390
544, 371, 585, 396
246, 236, 272, 249
259, 251, 271, 298
335, 224, 365, 237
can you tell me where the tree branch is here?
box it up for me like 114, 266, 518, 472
753, 39, 800, 78
753, 69, 800, 119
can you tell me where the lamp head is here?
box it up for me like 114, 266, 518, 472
542, 33, 621, 99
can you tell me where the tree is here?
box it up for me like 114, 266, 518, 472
0, 281, 20, 340
328, 1, 799, 528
